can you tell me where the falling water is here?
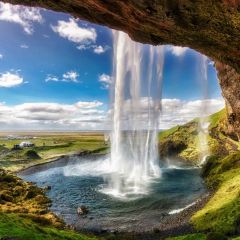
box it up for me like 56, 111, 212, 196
198, 55, 210, 165
101, 31, 164, 198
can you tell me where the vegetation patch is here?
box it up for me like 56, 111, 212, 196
165, 234, 206, 240
0, 169, 99, 240
0, 213, 98, 240
191, 153, 240, 235
159, 109, 240, 163
160, 108, 240, 238
0, 133, 109, 172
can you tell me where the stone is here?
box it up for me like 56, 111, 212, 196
77, 205, 89, 215
44, 185, 51, 191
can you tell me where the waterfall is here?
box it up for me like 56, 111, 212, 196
101, 31, 164, 198
198, 55, 209, 165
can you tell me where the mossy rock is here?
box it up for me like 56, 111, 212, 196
0, 190, 13, 203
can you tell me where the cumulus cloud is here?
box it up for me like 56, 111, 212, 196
45, 71, 80, 83
160, 98, 224, 129
75, 101, 103, 109
51, 18, 96, 46
0, 2, 43, 34
93, 45, 109, 54
167, 46, 188, 57
108, 98, 224, 130
0, 101, 106, 130
63, 71, 79, 83
0, 98, 224, 131
98, 74, 112, 89
0, 71, 24, 88
77, 44, 110, 54
45, 75, 59, 82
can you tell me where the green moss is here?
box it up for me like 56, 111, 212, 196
0, 170, 99, 239
191, 153, 240, 235
160, 109, 240, 236
165, 233, 206, 240
208, 109, 226, 129
0, 213, 98, 240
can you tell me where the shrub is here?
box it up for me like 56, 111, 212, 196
24, 150, 41, 160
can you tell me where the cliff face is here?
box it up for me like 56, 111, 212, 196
3, 0, 240, 137
216, 62, 240, 140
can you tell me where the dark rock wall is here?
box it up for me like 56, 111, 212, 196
216, 62, 240, 139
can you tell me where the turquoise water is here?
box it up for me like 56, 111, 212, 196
19, 156, 206, 232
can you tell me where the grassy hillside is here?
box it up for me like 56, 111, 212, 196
191, 153, 240, 235
160, 109, 240, 239
0, 169, 98, 240
159, 109, 240, 163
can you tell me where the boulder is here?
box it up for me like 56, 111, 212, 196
77, 205, 89, 215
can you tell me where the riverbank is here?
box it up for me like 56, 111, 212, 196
96, 192, 212, 240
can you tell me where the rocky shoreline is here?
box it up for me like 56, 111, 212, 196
92, 193, 211, 240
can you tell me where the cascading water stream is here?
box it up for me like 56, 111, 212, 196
63, 31, 165, 200
198, 55, 210, 165
101, 31, 164, 198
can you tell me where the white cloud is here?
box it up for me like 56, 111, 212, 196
45, 71, 80, 83
167, 46, 188, 57
93, 45, 108, 54
77, 44, 89, 50
75, 101, 103, 109
208, 60, 214, 66
77, 44, 110, 54
51, 18, 96, 45
0, 101, 106, 131
0, 98, 225, 131
63, 71, 79, 83
0, 71, 24, 88
0, 2, 43, 34
109, 98, 224, 130
160, 98, 225, 129
0, 54, 3, 59
45, 75, 59, 82
20, 44, 29, 49
98, 74, 112, 89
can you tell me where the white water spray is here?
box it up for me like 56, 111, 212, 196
198, 55, 210, 165
101, 31, 164, 198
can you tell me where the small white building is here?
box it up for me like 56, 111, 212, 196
19, 141, 35, 148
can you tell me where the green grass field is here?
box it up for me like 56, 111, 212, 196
0, 132, 109, 172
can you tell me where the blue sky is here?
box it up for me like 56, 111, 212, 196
0, 3, 224, 130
